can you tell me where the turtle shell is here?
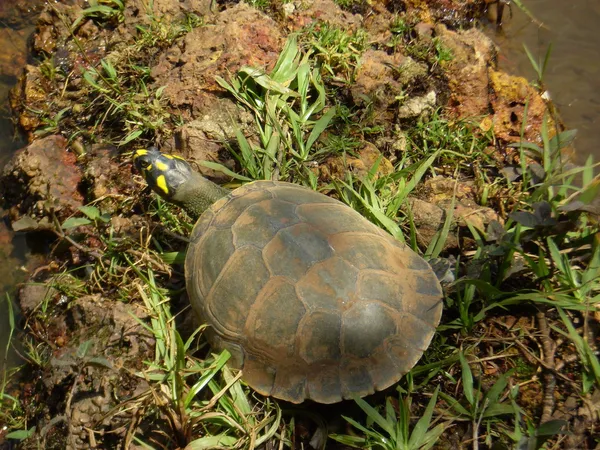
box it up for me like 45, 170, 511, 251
185, 181, 443, 404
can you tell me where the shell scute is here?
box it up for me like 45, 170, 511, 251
188, 227, 234, 299
307, 365, 342, 404
205, 246, 270, 337
342, 302, 397, 358
328, 232, 411, 274
340, 359, 374, 398
262, 223, 334, 282
245, 277, 306, 357
240, 353, 276, 397
211, 188, 274, 229
272, 365, 307, 404
297, 202, 385, 236
232, 198, 299, 248
296, 257, 358, 311
271, 184, 340, 205
297, 310, 342, 364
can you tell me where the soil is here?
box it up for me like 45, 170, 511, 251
0, 0, 595, 449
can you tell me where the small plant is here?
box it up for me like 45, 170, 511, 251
71, 0, 125, 31
407, 110, 494, 169
332, 150, 440, 243
243, 0, 272, 10
300, 21, 369, 83
438, 353, 517, 449
216, 34, 336, 184
82, 59, 171, 145
330, 387, 447, 450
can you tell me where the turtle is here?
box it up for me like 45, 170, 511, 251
133, 147, 443, 404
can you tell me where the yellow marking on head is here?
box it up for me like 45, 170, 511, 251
172, 155, 186, 160
134, 149, 148, 158
145, 164, 153, 172
155, 160, 169, 172
163, 154, 174, 159
156, 175, 169, 195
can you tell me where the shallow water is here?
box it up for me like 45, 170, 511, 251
1, 0, 599, 373
0, 23, 34, 374
486, 0, 600, 164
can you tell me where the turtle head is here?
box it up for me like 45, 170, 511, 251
133, 147, 193, 202
133, 147, 229, 219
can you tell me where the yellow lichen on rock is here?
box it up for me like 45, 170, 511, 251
489, 69, 555, 144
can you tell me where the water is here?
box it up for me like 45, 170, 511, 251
0, 19, 36, 374
486, 0, 600, 164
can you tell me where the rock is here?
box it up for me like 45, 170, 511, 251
0, 0, 44, 30
18, 282, 58, 313
23, 290, 156, 447
126, 0, 214, 24
32, 3, 86, 55
408, 176, 502, 250
403, 0, 483, 28
351, 49, 428, 114
488, 70, 553, 144
0, 28, 28, 79
408, 197, 459, 249
435, 24, 496, 119
150, 3, 284, 119
320, 142, 394, 181
1, 135, 84, 224
398, 90, 437, 119
9, 64, 47, 135
286, 0, 362, 31
83, 144, 137, 213
414, 22, 434, 40
362, 2, 394, 45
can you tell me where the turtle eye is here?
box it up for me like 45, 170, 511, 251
133, 148, 152, 173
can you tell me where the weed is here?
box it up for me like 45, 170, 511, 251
407, 110, 495, 169
71, 0, 125, 31
438, 352, 517, 448
331, 150, 440, 243
35, 6, 204, 148
118, 266, 283, 448
300, 21, 369, 83
134, 12, 203, 51
387, 17, 453, 67
331, 387, 447, 450
243, 0, 272, 10
81, 59, 171, 146
216, 34, 335, 184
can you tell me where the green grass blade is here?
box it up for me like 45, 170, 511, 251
197, 160, 253, 182
425, 193, 455, 259
186, 433, 238, 449
459, 352, 475, 407
184, 351, 230, 407
305, 108, 335, 154
394, 151, 440, 207
271, 34, 300, 83
352, 395, 395, 437
408, 386, 440, 448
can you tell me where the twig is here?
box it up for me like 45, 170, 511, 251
536, 309, 557, 424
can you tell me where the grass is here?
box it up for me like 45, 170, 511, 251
3, 2, 600, 449
299, 21, 369, 84
215, 34, 336, 186
387, 16, 453, 67
29, 4, 203, 148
